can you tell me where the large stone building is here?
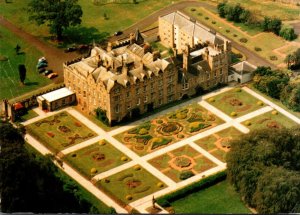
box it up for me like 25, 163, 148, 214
64, 11, 231, 125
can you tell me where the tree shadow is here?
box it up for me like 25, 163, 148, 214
25, 82, 38, 86
62, 26, 109, 46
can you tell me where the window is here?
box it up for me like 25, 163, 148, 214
168, 76, 173, 83
167, 85, 173, 94
182, 83, 189, 90
115, 88, 120, 94
143, 86, 147, 93
159, 91, 163, 97
158, 79, 163, 87
115, 105, 120, 113
159, 99, 162, 105
62, 99, 66, 105
144, 96, 148, 103
114, 96, 120, 102
168, 95, 173, 102
137, 98, 140, 106
136, 88, 140, 95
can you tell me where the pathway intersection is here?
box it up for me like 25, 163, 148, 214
22, 86, 300, 213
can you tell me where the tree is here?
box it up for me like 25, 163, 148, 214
280, 83, 300, 111
18, 64, 26, 85
284, 54, 296, 69
28, 0, 83, 40
279, 27, 297, 41
262, 17, 282, 35
14, 44, 21, 55
227, 127, 300, 213
217, 2, 227, 18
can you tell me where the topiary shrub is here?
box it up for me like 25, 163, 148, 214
272, 110, 278, 115
212, 21, 216, 24
126, 195, 133, 200
157, 119, 163, 124
179, 170, 195, 180
71, 153, 77, 157
240, 38, 248, 43
157, 182, 164, 188
233, 34, 238, 37
176, 112, 187, 119
90, 168, 97, 175
177, 134, 185, 139
121, 156, 128, 161
205, 17, 209, 20
254, 47, 262, 52
104, 178, 110, 183
138, 128, 148, 135
208, 97, 215, 102
189, 122, 208, 133
151, 137, 172, 150
257, 101, 264, 106
191, 8, 196, 12
235, 88, 242, 92
245, 121, 252, 126
134, 165, 141, 171
231, 112, 237, 117
226, 29, 230, 33
99, 140, 106, 145
198, 12, 203, 16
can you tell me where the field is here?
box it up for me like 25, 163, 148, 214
149, 145, 217, 182
0, 25, 51, 100
63, 140, 131, 179
242, 111, 298, 130
115, 103, 224, 156
185, 7, 288, 65
170, 180, 251, 214
26, 111, 97, 153
96, 166, 166, 204
206, 88, 264, 118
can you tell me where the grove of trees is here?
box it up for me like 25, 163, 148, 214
27, 0, 83, 40
217, 2, 297, 41
226, 127, 300, 213
285, 48, 300, 70
0, 122, 112, 213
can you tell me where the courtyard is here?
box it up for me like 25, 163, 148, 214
23, 86, 300, 213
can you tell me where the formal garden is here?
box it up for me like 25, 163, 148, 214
115, 103, 224, 156
63, 140, 131, 179
242, 110, 298, 130
149, 145, 217, 182
96, 166, 166, 205
206, 88, 265, 118
26, 112, 96, 153
195, 127, 242, 162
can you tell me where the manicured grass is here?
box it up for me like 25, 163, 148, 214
0, 0, 180, 44
149, 145, 217, 182
17, 109, 38, 122
185, 7, 287, 65
96, 166, 166, 204
26, 112, 97, 153
232, 22, 262, 36
115, 103, 224, 156
170, 180, 251, 214
242, 111, 298, 130
63, 140, 130, 179
206, 88, 264, 117
0, 25, 51, 100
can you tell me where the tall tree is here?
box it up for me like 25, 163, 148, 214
28, 0, 83, 40
18, 64, 26, 85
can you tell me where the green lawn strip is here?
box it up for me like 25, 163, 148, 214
232, 22, 262, 36
26, 112, 96, 153
24, 143, 114, 214
63, 141, 130, 179
96, 166, 166, 205
18, 109, 39, 122
206, 88, 264, 117
247, 84, 300, 119
185, 7, 286, 65
0, 25, 51, 100
242, 111, 298, 130
170, 180, 251, 214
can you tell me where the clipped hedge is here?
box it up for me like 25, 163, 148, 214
157, 170, 227, 207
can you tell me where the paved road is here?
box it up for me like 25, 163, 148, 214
0, 16, 80, 83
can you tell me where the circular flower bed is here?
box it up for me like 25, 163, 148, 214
92, 152, 105, 161
174, 156, 192, 168
157, 122, 183, 136
229, 98, 243, 106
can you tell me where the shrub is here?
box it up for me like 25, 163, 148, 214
104, 178, 110, 183
176, 112, 187, 119
208, 97, 215, 102
151, 138, 172, 150
269, 55, 278, 61
156, 119, 163, 124
189, 122, 208, 133
71, 153, 77, 157
226, 29, 230, 33
157, 171, 227, 206
205, 17, 209, 20
231, 112, 237, 116
90, 168, 97, 174
254, 47, 262, 52
121, 156, 128, 161
134, 165, 141, 171
177, 134, 185, 139
179, 170, 195, 180
257, 101, 264, 106
272, 110, 278, 115
99, 140, 106, 145
138, 128, 148, 135
235, 88, 242, 92
197, 12, 202, 16
190, 8, 196, 12
212, 21, 216, 24
126, 195, 133, 201
233, 34, 238, 37
240, 38, 248, 43
157, 182, 164, 188
245, 121, 252, 126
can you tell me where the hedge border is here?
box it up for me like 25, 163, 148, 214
157, 170, 227, 207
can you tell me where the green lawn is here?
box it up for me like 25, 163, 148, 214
96, 166, 166, 204
26, 112, 97, 153
206, 88, 264, 117
242, 111, 298, 130
170, 180, 251, 214
0, 0, 181, 45
0, 25, 51, 100
63, 140, 131, 179
16, 108, 38, 122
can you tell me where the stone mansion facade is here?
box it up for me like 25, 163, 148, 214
64, 11, 231, 125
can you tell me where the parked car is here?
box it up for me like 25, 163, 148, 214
47, 73, 58, 79
64, 46, 77, 53
38, 67, 46, 73
114, 31, 123, 36
37, 61, 48, 69
44, 70, 53, 76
